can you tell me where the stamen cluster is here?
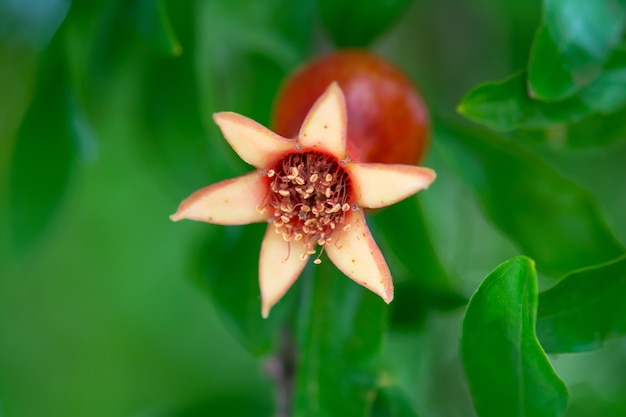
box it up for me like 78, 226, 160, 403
264, 151, 352, 262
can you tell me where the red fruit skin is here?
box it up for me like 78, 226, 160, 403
272, 50, 429, 165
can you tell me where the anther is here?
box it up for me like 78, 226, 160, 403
278, 190, 290, 197
342, 203, 351, 212
267, 169, 275, 177
313, 259, 322, 265
343, 224, 352, 232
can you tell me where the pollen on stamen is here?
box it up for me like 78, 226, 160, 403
266, 150, 353, 259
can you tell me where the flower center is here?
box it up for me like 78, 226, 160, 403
264, 151, 352, 261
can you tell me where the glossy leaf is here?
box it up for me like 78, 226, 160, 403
536, 254, 626, 353
317, 0, 414, 47
7, 36, 77, 255
461, 257, 569, 417
528, 0, 626, 101
293, 259, 387, 417
371, 386, 421, 417
196, 224, 291, 356
458, 47, 626, 131
436, 120, 624, 277
369, 197, 467, 327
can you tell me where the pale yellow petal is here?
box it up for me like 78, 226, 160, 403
298, 82, 347, 159
213, 112, 296, 169
170, 171, 269, 224
325, 210, 393, 303
347, 162, 436, 209
259, 226, 309, 318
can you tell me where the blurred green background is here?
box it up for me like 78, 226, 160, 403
1, 0, 625, 416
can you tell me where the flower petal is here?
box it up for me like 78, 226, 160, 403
325, 210, 393, 303
170, 171, 269, 224
347, 162, 436, 209
259, 226, 309, 318
298, 82, 347, 159
213, 112, 296, 169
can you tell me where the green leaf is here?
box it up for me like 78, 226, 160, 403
145, 393, 274, 417
458, 47, 626, 131
195, 0, 314, 123
436, 120, 624, 277
293, 260, 387, 417
138, 43, 226, 199
369, 197, 467, 327
461, 257, 569, 417
196, 224, 291, 356
536, 254, 626, 353
562, 106, 626, 147
458, 72, 587, 131
7, 36, 77, 256
317, 0, 414, 47
136, 0, 182, 57
528, 0, 626, 101
371, 386, 421, 417
510, 105, 626, 148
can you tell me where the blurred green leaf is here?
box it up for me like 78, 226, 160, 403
197, 224, 291, 356
562, 105, 626, 147
565, 384, 626, 417
436, 120, 624, 277
139, 45, 223, 198
64, 0, 183, 121
317, 0, 413, 47
369, 197, 467, 327
293, 260, 387, 417
528, 0, 626, 101
461, 256, 569, 417
0, 0, 70, 48
195, 0, 314, 124
8, 35, 77, 255
143, 393, 274, 417
136, 0, 182, 57
371, 386, 421, 417
458, 47, 626, 131
536, 254, 626, 353
510, 105, 626, 148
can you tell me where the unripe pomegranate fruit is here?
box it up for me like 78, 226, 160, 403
272, 50, 429, 165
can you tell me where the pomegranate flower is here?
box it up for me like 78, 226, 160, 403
170, 83, 436, 317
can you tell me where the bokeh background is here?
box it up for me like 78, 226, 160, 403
1, 0, 625, 416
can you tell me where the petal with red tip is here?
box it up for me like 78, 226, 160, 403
259, 226, 309, 318
170, 171, 269, 224
347, 162, 436, 209
213, 112, 296, 169
298, 82, 347, 159
325, 210, 393, 303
